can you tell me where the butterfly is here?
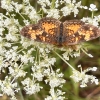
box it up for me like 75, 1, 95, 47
20, 17, 100, 46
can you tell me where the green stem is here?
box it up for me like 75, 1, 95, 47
18, 12, 26, 20
53, 50, 75, 70
17, 82, 24, 100
51, 0, 56, 9
91, 11, 94, 19
81, 48, 93, 57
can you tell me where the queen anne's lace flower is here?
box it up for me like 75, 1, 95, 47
0, 0, 99, 100
89, 4, 98, 11
70, 66, 99, 87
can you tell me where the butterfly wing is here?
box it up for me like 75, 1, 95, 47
20, 17, 61, 45
38, 17, 61, 45
63, 20, 100, 45
73, 24, 100, 43
63, 20, 85, 45
20, 24, 43, 40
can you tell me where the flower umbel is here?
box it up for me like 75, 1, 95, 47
70, 65, 99, 87
89, 4, 98, 11
45, 88, 65, 100
21, 78, 43, 95
0, 0, 99, 100
0, 76, 20, 100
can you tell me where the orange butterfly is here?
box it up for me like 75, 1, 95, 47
20, 17, 100, 46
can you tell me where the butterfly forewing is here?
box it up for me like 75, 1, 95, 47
62, 20, 85, 45
63, 20, 85, 36
38, 17, 61, 45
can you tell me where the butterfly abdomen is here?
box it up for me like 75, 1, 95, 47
56, 23, 65, 45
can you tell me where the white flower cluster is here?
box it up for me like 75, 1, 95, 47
0, 76, 20, 100
70, 66, 99, 87
38, 0, 82, 18
0, 0, 99, 100
21, 78, 43, 95
62, 47, 80, 61
89, 4, 98, 11
44, 69, 65, 88
45, 88, 65, 100
61, 0, 81, 17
